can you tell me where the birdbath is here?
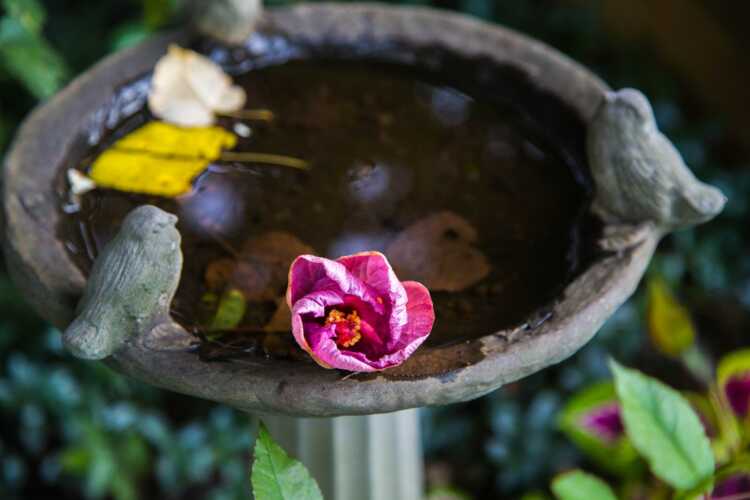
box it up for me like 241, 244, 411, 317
1, 3, 725, 499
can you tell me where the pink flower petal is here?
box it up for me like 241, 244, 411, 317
401, 281, 436, 344
286, 253, 435, 372
287, 255, 379, 309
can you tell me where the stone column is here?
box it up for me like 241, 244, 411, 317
265, 410, 423, 500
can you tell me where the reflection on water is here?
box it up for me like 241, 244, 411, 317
180, 171, 245, 239
327, 231, 395, 258
60, 57, 597, 357
425, 86, 472, 127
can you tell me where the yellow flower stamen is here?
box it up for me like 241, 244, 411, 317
325, 308, 363, 348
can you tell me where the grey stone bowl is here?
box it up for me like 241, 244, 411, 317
2, 3, 715, 417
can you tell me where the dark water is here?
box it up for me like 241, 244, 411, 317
59, 52, 599, 360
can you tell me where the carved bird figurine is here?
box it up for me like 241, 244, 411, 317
587, 88, 726, 249
184, 0, 263, 45
63, 206, 183, 360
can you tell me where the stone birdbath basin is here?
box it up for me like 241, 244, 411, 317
1, 2, 725, 499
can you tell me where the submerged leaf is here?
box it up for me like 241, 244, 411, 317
149, 44, 246, 127
251, 422, 323, 500
386, 211, 491, 292
610, 360, 714, 492
209, 288, 247, 332
646, 275, 696, 358
265, 299, 292, 333
89, 122, 237, 197
205, 231, 314, 302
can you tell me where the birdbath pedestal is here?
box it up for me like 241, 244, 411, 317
1, 3, 725, 499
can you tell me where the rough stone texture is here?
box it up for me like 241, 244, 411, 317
588, 88, 727, 240
63, 206, 182, 359
184, 0, 263, 45
3, 4, 673, 416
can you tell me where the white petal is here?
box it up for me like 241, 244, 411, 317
148, 45, 245, 127
68, 169, 96, 196
212, 85, 246, 113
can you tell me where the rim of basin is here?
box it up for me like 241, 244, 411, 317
1, 3, 659, 416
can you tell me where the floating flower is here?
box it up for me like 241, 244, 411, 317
286, 252, 435, 372
579, 402, 624, 443
149, 45, 246, 127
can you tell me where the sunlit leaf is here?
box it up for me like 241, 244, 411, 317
610, 360, 714, 492
551, 470, 616, 500
646, 275, 695, 358
0, 16, 68, 99
88, 122, 237, 197
558, 382, 639, 475
251, 422, 323, 500
209, 288, 246, 332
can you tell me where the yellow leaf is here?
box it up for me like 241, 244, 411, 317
647, 276, 696, 358
89, 122, 237, 197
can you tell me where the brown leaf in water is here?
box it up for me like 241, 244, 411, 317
386, 211, 491, 292
204, 231, 314, 301
264, 298, 292, 333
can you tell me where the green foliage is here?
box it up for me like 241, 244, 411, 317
0, 1, 748, 499
557, 382, 638, 475
0, 272, 254, 500
610, 360, 714, 492
646, 275, 696, 358
551, 470, 617, 500
251, 423, 323, 500
717, 349, 750, 390
2, 0, 46, 33
209, 289, 247, 332
60, 421, 150, 500
0, 15, 68, 98
426, 485, 473, 500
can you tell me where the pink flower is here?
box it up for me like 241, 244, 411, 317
286, 252, 435, 372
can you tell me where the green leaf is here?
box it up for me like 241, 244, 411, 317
717, 348, 750, 390
610, 360, 715, 491
109, 22, 151, 51
558, 381, 639, 475
251, 422, 323, 500
646, 275, 695, 358
2, 0, 46, 34
209, 288, 246, 332
0, 16, 68, 99
426, 486, 472, 500
551, 470, 617, 500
